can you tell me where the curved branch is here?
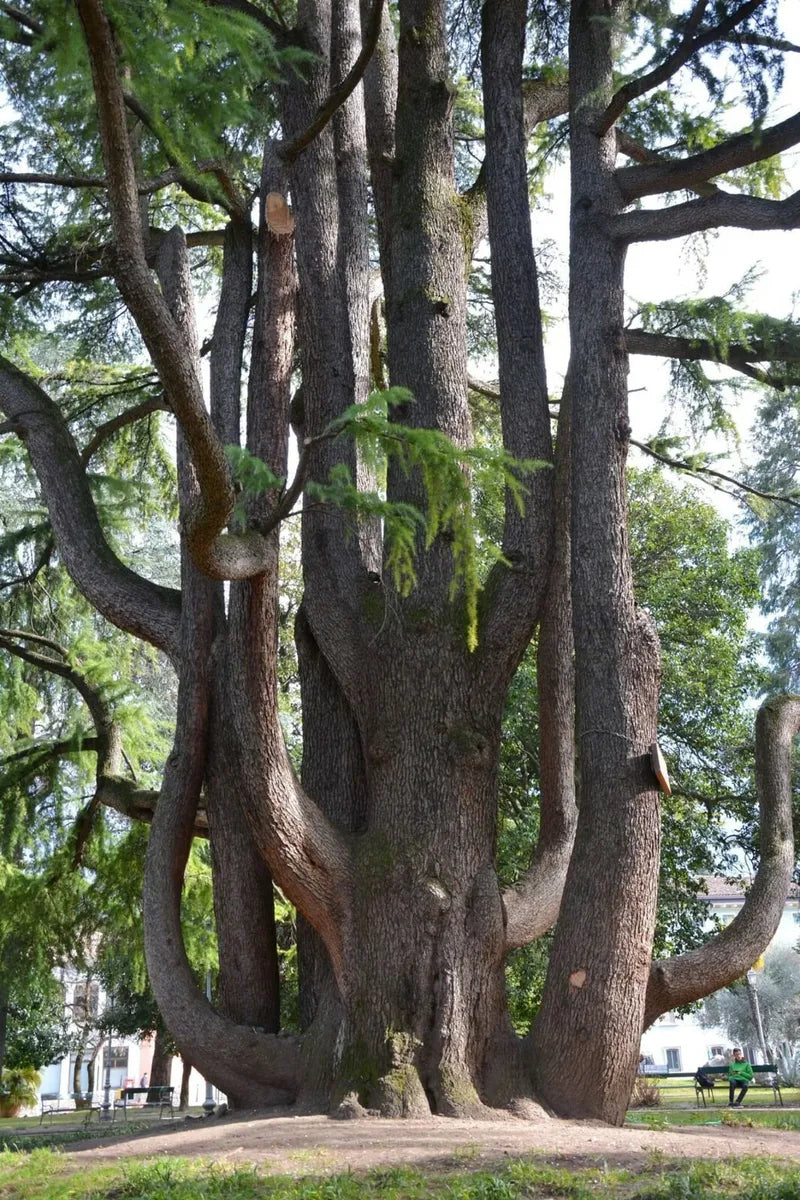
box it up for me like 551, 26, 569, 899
617, 110, 800, 201
80, 395, 169, 464
143, 571, 299, 1104
610, 187, 800, 243
0, 357, 181, 656
280, 0, 385, 164
598, 0, 764, 136
644, 694, 799, 1027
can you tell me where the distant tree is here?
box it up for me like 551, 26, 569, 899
701, 947, 800, 1055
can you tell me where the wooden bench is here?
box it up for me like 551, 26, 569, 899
643, 1066, 783, 1107
112, 1085, 175, 1121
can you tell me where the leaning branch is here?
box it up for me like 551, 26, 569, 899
79, 395, 169, 465
630, 439, 800, 510
280, 0, 385, 163
617, 110, 800, 201
76, 0, 276, 581
644, 695, 800, 1026
610, 188, 800, 242
598, 0, 764, 135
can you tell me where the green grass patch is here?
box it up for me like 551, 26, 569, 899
627, 1107, 800, 1131
2, 1152, 800, 1200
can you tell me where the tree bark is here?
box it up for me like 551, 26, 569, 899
530, 0, 662, 1126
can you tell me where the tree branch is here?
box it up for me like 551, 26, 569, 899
630, 437, 800, 510
644, 695, 799, 1026
615, 130, 722, 199
598, 0, 764, 135
0, 357, 182, 656
280, 0, 385, 163
617, 110, 800, 201
76, 0, 277, 581
79, 395, 169, 465
610, 188, 800, 242
625, 326, 799, 389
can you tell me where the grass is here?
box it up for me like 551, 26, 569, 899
4, 1152, 800, 1200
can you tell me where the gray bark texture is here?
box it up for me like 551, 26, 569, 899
2, 0, 799, 1126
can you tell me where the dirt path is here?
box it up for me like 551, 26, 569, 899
60, 1111, 800, 1176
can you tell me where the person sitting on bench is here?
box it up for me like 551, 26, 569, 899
728, 1048, 754, 1107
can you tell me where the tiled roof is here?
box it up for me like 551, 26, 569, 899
700, 874, 800, 902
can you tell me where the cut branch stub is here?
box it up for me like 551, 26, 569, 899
266, 192, 295, 236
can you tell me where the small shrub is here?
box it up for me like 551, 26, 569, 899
630, 1075, 662, 1107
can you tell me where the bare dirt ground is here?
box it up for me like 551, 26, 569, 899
57, 1110, 800, 1176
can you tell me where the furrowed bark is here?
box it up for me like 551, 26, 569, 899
383, 0, 470, 618
644, 694, 799, 1026
0, 358, 181, 657
477, 0, 554, 680
283, 0, 375, 664
502, 385, 576, 950
464, 79, 570, 253
333, 0, 381, 573
360, 0, 397, 289
531, 0, 662, 1126
209, 218, 252, 446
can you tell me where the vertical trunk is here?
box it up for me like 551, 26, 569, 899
0, 989, 7, 1082
206, 726, 281, 1035
150, 1030, 171, 1088
531, 0, 661, 1126
331, 645, 510, 1117
72, 1048, 84, 1095
179, 1058, 191, 1110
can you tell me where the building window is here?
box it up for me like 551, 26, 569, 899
105, 1046, 129, 1071
710, 1045, 725, 1058
666, 1048, 682, 1072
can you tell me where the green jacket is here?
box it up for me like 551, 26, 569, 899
728, 1060, 754, 1083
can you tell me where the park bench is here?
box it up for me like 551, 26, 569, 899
39, 1091, 95, 1125
112, 1084, 175, 1121
643, 1066, 783, 1107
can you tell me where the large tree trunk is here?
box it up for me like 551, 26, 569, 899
530, 0, 662, 1125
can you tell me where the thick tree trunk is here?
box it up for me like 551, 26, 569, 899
530, 0, 661, 1126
